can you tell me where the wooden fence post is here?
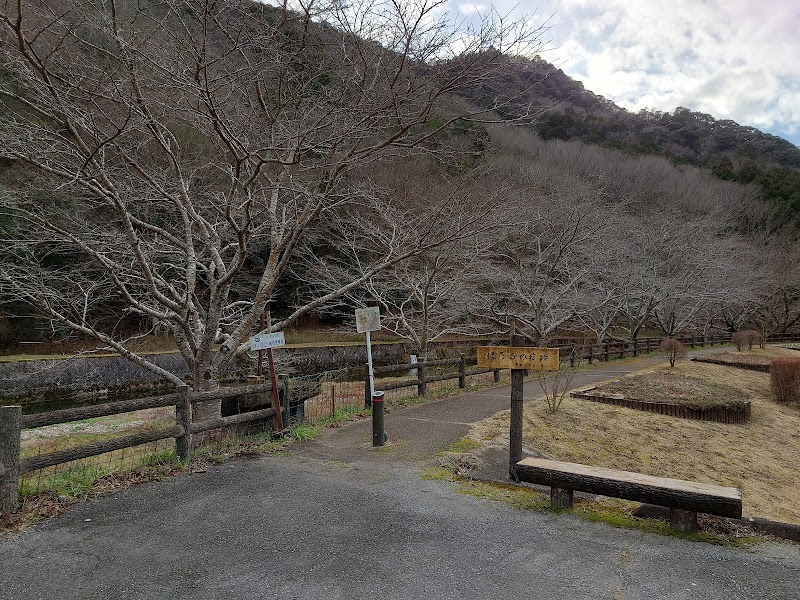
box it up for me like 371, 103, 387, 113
175, 386, 191, 461
604, 343, 610, 362
588, 345, 594, 364
417, 361, 427, 397
279, 374, 291, 424
493, 369, 501, 382
0, 405, 21, 515
458, 354, 466, 389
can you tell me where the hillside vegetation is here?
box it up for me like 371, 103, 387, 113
0, 0, 798, 369
458, 56, 800, 213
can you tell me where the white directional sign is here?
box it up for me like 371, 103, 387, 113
250, 331, 286, 351
355, 307, 381, 333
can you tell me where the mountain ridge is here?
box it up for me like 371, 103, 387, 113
458, 55, 800, 212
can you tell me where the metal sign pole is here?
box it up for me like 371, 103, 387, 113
365, 329, 375, 398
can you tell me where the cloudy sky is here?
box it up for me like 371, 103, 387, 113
458, 0, 800, 147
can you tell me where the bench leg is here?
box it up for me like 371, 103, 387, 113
670, 508, 698, 533
551, 487, 573, 509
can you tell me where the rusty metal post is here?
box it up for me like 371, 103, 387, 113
267, 348, 284, 431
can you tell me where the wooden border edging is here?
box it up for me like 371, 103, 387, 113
570, 390, 751, 424
690, 357, 771, 372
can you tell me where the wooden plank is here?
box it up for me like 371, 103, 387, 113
22, 392, 182, 429
190, 384, 274, 403
380, 379, 418, 392
189, 407, 276, 434
515, 457, 742, 519
477, 346, 559, 371
20, 425, 184, 474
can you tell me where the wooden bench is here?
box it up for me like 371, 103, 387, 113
515, 458, 742, 532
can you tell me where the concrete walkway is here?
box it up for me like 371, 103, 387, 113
2, 350, 799, 600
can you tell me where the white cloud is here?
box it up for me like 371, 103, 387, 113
450, 0, 800, 145
458, 3, 487, 13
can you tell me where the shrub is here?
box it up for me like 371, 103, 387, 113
732, 329, 762, 351
731, 331, 745, 351
660, 338, 687, 367
770, 358, 800, 404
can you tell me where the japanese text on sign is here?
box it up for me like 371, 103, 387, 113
476, 346, 560, 371
355, 307, 381, 333
250, 331, 286, 351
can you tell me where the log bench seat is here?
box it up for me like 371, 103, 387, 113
515, 457, 742, 532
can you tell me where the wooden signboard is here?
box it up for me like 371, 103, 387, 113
477, 346, 560, 371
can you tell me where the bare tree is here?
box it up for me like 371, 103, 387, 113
295, 167, 507, 356
475, 195, 608, 345
0, 0, 548, 406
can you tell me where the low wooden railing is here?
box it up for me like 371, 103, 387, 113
0, 383, 279, 514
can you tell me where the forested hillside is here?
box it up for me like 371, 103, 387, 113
0, 0, 798, 369
458, 56, 800, 213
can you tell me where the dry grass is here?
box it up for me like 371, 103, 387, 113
593, 369, 750, 410
702, 346, 799, 367
471, 360, 800, 524
20, 407, 176, 458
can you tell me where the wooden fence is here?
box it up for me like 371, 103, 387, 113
357, 332, 800, 405
4, 330, 800, 513
363, 354, 501, 405
0, 383, 279, 514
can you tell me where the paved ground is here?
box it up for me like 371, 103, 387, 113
2, 350, 800, 599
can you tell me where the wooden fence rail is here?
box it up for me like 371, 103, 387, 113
361, 332, 800, 406
0, 383, 280, 514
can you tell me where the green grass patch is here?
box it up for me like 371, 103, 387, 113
421, 467, 456, 481
455, 480, 550, 511
440, 437, 480, 455
570, 501, 760, 547
19, 463, 111, 499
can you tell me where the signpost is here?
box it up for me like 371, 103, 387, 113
250, 331, 286, 350
249, 316, 286, 431
355, 307, 381, 404
355, 307, 388, 447
478, 341, 560, 480
476, 346, 559, 371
